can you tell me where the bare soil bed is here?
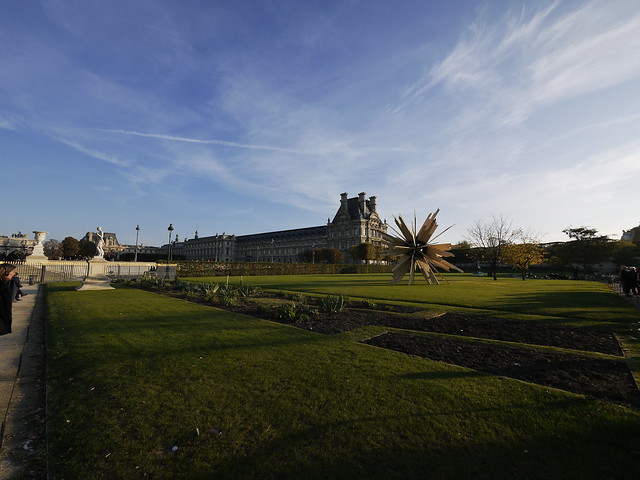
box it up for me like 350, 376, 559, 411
291, 309, 623, 356
364, 332, 640, 408
155, 289, 639, 409
242, 302, 637, 409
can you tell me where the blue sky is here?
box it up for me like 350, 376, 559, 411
2, 0, 639, 247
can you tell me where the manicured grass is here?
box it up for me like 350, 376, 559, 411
183, 273, 639, 325
186, 273, 640, 378
47, 280, 640, 479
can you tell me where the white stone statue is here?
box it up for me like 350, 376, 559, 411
95, 227, 105, 258
26, 231, 48, 262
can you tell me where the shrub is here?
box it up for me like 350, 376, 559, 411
319, 295, 346, 313
275, 303, 298, 322
203, 284, 220, 303
291, 292, 307, 304
219, 295, 240, 307
361, 298, 377, 309
139, 273, 165, 289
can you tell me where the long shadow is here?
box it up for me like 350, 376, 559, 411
397, 370, 486, 380
174, 399, 640, 480
490, 289, 640, 322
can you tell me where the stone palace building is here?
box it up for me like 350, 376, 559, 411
167, 192, 387, 263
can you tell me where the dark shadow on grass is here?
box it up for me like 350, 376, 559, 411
176, 399, 640, 480
491, 290, 640, 323
398, 370, 486, 380
46, 283, 82, 293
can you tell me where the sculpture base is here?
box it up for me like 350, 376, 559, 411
26, 244, 48, 263
26, 255, 49, 263
76, 258, 115, 291
75, 277, 115, 291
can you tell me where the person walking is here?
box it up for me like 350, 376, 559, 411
620, 266, 633, 296
630, 266, 639, 296
9, 272, 25, 301
0, 263, 17, 335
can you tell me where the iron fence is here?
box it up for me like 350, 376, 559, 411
13, 262, 173, 283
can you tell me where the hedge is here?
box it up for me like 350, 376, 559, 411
173, 261, 392, 277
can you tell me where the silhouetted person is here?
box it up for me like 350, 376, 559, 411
620, 266, 633, 296
9, 273, 25, 301
630, 266, 639, 296
0, 264, 17, 335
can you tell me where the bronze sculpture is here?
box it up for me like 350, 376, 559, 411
381, 209, 462, 285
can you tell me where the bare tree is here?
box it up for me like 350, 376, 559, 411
466, 215, 519, 280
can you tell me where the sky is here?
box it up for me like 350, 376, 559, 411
1, 0, 639, 248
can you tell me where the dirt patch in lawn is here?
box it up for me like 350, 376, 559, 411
363, 332, 640, 409
150, 288, 639, 409
287, 309, 623, 356
261, 304, 636, 408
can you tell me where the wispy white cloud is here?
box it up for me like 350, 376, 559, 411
2, 0, 638, 244
57, 139, 129, 167
92, 128, 315, 154
0, 117, 18, 131
393, 1, 640, 127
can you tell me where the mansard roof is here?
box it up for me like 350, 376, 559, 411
238, 225, 328, 243
332, 193, 378, 223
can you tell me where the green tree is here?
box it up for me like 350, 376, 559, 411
502, 242, 545, 280
559, 227, 613, 271
611, 240, 640, 266
450, 241, 474, 264
316, 248, 344, 264
80, 238, 97, 258
349, 243, 380, 263
61, 236, 81, 259
298, 249, 317, 263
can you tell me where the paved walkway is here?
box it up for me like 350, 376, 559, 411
0, 285, 45, 479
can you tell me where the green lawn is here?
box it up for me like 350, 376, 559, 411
46, 276, 640, 479
184, 273, 639, 325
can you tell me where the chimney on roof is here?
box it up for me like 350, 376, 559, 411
340, 192, 348, 211
358, 192, 366, 213
369, 196, 377, 213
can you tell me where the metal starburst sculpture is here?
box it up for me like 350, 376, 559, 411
381, 209, 463, 285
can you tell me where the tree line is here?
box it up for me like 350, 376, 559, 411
462, 216, 638, 280
43, 236, 105, 260
38, 221, 639, 279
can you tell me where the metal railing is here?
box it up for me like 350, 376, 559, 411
13, 262, 172, 284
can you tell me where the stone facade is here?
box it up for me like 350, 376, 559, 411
235, 226, 327, 263
181, 232, 236, 262
168, 192, 387, 263
326, 192, 386, 259
0, 233, 36, 260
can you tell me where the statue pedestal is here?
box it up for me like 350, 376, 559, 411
26, 230, 49, 263
76, 258, 115, 291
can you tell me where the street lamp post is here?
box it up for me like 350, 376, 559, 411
311, 243, 316, 264
134, 225, 140, 262
168, 224, 174, 262
271, 238, 275, 263
167, 224, 174, 279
